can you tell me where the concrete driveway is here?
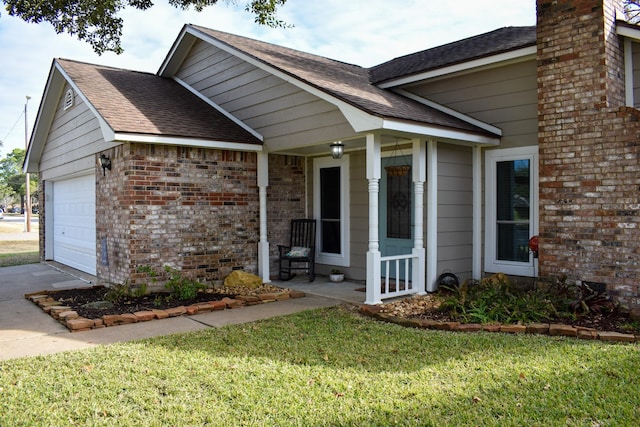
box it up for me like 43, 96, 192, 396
0, 263, 347, 361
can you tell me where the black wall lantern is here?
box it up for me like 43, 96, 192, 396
99, 154, 112, 176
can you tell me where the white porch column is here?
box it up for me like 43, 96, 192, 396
412, 138, 426, 295
257, 152, 270, 283
365, 134, 382, 305
472, 145, 482, 280
426, 139, 438, 292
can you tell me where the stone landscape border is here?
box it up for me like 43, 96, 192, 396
25, 288, 306, 332
360, 305, 639, 344
23, 288, 640, 343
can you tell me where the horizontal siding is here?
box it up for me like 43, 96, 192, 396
40, 86, 106, 180
176, 40, 355, 150
349, 150, 368, 279
406, 60, 537, 149
437, 143, 473, 278
310, 144, 474, 281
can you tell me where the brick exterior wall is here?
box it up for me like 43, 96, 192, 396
96, 143, 260, 288
537, 0, 640, 314
265, 154, 307, 277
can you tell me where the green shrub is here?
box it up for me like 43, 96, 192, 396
104, 282, 133, 303
136, 265, 205, 300
440, 273, 618, 324
162, 265, 205, 300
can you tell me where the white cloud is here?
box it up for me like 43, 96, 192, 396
0, 0, 535, 157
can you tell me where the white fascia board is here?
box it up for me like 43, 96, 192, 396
25, 61, 115, 172
617, 24, 640, 41
173, 77, 264, 141
377, 46, 537, 89
381, 119, 500, 145
158, 25, 194, 76
185, 26, 375, 131
25, 63, 60, 172
55, 62, 116, 142
395, 89, 502, 136
114, 133, 263, 152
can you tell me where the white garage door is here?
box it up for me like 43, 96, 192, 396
53, 174, 96, 275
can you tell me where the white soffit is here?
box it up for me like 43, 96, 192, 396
382, 119, 499, 145
114, 133, 263, 152
617, 24, 640, 41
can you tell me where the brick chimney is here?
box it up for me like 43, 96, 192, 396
536, 0, 640, 316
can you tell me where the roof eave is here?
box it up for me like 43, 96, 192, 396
113, 133, 263, 151
158, 24, 197, 77
617, 20, 640, 41
376, 45, 537, 89
24, 60, 60, 173
25, 61, 115, 173
380, 119, 500, 146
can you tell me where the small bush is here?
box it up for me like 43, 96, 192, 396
136, 265, 206, 300
163, 265, 205, 300
439, 273, 614, 324
104, 282, 133, 303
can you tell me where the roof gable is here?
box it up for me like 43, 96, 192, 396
173, 25, 498, 138
57, 59, 262, 144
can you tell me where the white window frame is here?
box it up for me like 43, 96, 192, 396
484, 146, 538, 277
313, 155, 350, 267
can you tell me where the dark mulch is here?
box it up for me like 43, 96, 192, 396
46, 286, 236, 319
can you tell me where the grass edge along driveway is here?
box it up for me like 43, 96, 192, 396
1, 306, 638, 426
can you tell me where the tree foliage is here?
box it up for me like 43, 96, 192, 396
2, 0, 288, 55
0, 148, 38, 207
625, 0, 640, 22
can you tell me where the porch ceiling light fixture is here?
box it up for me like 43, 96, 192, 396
99, 154, 112, 176
330, 141, 344, 159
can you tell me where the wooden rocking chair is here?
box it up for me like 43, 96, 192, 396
278, 219, 316, 281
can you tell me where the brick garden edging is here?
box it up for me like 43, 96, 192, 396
360, 305, 639, 344
26, 289, 306, 332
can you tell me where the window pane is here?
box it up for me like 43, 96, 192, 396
386, 173, 411, 239
497, 160, 530, 221
497, 223, 530, 262
496, 159, 530, 262
320, 167, 341, 254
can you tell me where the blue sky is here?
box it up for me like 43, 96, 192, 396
0, 0, 535, 158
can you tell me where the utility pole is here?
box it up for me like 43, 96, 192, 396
24, 95, 31, 233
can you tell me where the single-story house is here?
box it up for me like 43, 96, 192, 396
25, 0, 640, 314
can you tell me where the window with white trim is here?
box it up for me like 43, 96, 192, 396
485, 146, 538, 277
313, 155, 350, 267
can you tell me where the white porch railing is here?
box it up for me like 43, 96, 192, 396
379, 253, 419, 300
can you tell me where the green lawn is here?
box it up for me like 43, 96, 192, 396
0, 220, 40, 266
0, 249, 39, 267
1, 307, 638, 426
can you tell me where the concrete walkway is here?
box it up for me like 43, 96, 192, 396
0, 263, 365, 361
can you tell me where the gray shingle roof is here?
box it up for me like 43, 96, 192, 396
368, 26, 536, 84
191, 25, 495, 136
57, 59, 261, 145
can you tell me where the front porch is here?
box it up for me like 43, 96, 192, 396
275, 275, 369, 305
259, 135, 494, 305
